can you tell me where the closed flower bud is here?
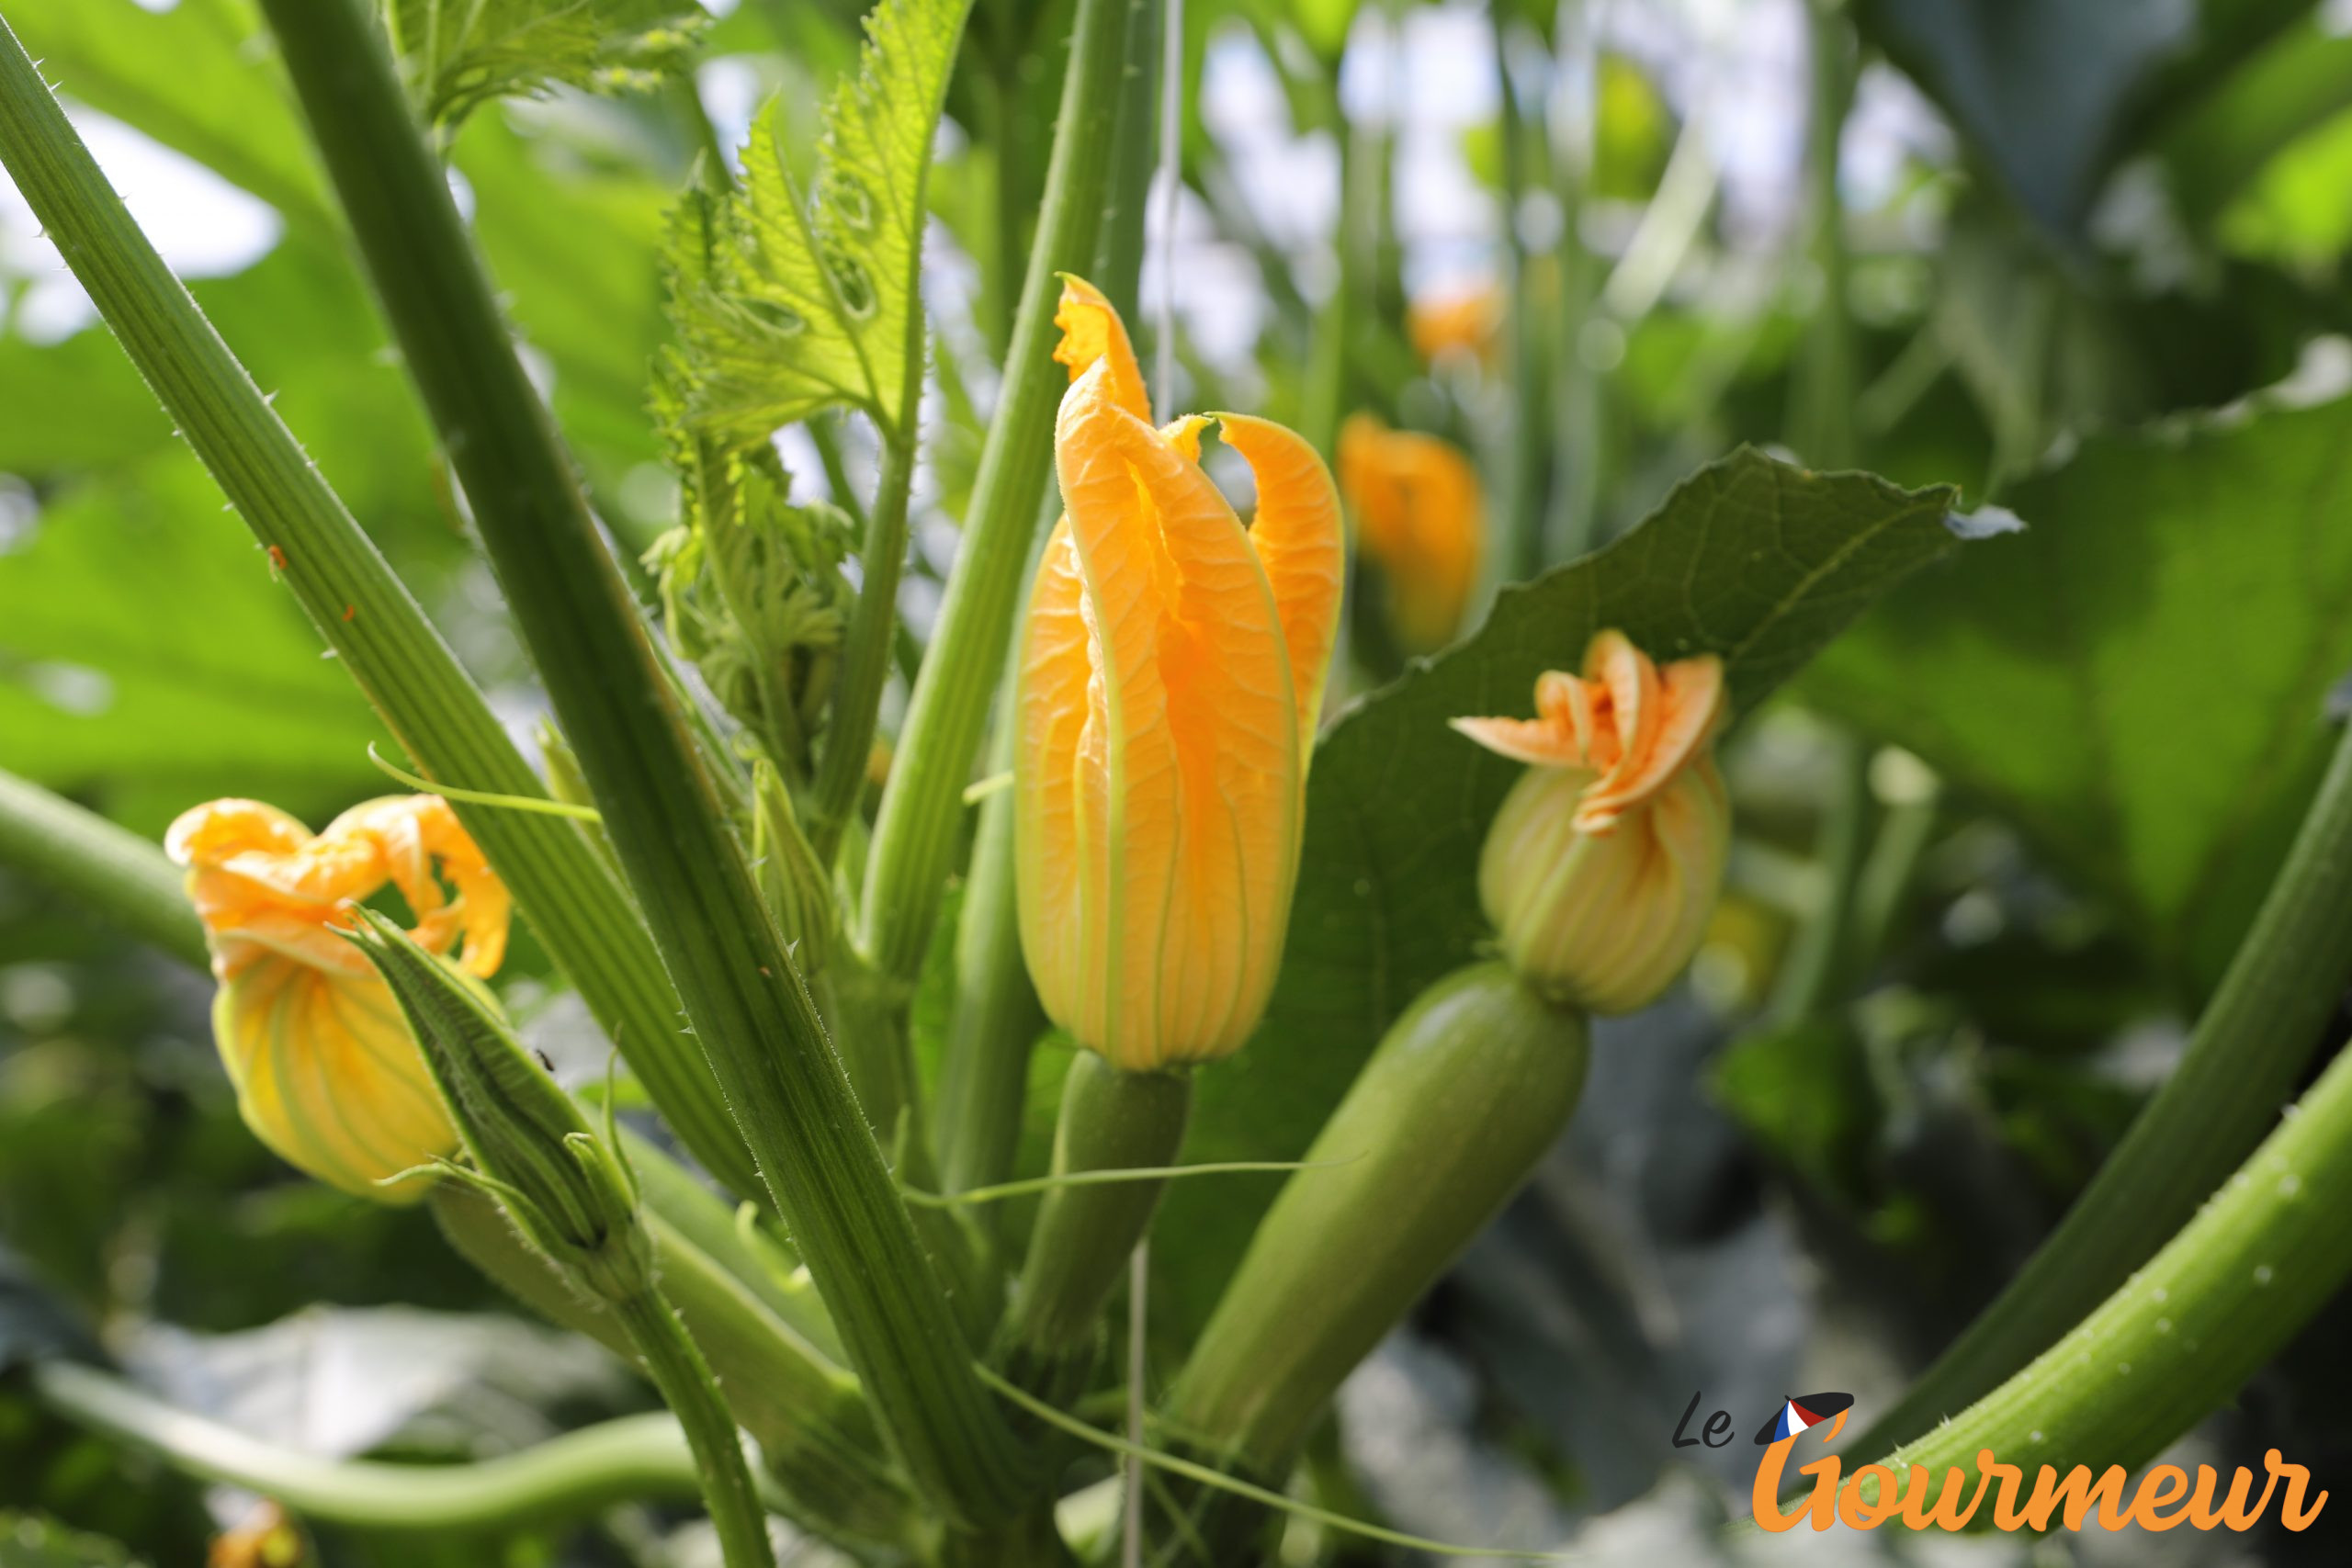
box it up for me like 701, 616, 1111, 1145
1014, 277, 1345, 1071
350, 909, 653, 1303
1452, 631, 1731, 1013
164, 795, 511, 1200
1337, 412, 1484, 652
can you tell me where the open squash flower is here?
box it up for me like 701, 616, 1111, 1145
1015, 277, 1344, 1073
165, 795, 511, 1200
1452, 632, 1730, 1013
1339, 412, 1485, 652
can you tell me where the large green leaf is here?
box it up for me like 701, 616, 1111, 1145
1858, 0, 2314, 240
1805, 391, 2352, 992
1151, 449, 1980, 1341
0, 457, 389, 835
668, 0, 974, 441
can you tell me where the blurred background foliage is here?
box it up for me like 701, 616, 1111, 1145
8, 0, 2352, 1562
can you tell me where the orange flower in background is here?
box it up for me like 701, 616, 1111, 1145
166, 795, 510, 1199
1453, 631, 1730, 1013
1339, 412, 1485, 652
1016, 277, 1344, 1072
1406, 280, 1500, 364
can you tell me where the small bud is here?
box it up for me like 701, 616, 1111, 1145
349, 910, 652, 1302
1453, 630, 1731, 1013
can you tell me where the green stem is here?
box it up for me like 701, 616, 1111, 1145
996, 1055, 1193, 1403
614, 1291, 780, 1568
0, 12, 759, 1208
1878, 1029, 2352, 1490
935, 686, 1049, 1209
1538, 2, 1603, 565
0, 768, 206, 969
1764, 730, 1871, 1026
1846, 716, 2352, 1462
1491, 9, 1546, 581
33, 1361, 743, 1530
254, 0, 1033, 1525
811, 428, 917, 867
1790, 0, 1858, 469
854, 0, 1159, 985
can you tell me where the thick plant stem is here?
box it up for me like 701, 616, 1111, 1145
1847, 716, 2352, 1463
255, 0, 1032, 1526
995, 1054, 1193, 1404
0, 768, 206, 969
936, 708, 1049, 1208
615, 1291, 780, 1568
0, 15, 758, 1208
855, 0, 1157, 985
34, 1361, 735, 1529
1875, 1030, 2352, 1494
811, 427, 917, 867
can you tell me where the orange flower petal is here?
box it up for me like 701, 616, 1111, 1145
214, 961, 458, 1200
1054, 274, 1151, 424
1216, 412, 1345, 765
1022, 362, 1302, 1068
1449, 713, 1584, 768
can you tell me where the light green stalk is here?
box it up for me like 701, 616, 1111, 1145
34, 1362, 738, 1530
0, 767, 206, 969
854, 0, 1159, 985
0, 11, 759, 1207
251, 0, 1034, 1522
353, 914, 776, 1568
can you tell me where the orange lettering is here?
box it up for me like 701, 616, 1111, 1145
1838, 1464, 1902, 1529
2129, 1465, 2190, 1529
2019, 1465, 2129, 1531
2268, 1450, 2329, 1531
1980, 1451, 2030, 1530
2188, 1462, 2275, 1530
1897, 1463, 1990, 1531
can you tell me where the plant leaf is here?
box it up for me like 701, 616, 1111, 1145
0, 457, 390, 836
668, 0, 973, 442
383, 0, 708, 131
1154, 448, 1976, 1341
1804, 390, 2352, 990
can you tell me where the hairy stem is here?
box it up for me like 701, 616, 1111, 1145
614, 1291, 779, 1568
255, 0, 1034, 1524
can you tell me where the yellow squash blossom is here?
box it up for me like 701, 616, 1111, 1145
1452, 631, 1730, 1013
165, 795, 511, 1200
1015, 277, 1345, 1073
1406, 280, 1500, 365
1339, 412, 1485, 652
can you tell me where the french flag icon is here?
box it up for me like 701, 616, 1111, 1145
1754, 1392, 1855, 1445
